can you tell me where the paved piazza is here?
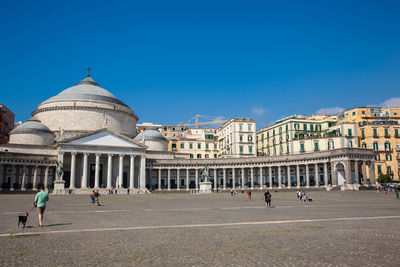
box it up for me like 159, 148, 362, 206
1, 191, 400, 266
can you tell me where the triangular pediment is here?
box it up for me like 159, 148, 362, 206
66, 131, 145, 149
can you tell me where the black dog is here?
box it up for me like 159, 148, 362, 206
18, 212, 28, 229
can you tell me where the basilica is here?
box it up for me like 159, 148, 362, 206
0, 75, 376, 193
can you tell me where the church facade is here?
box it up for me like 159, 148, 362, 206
0, 75, 376, 193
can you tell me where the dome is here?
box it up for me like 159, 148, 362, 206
134, 130, 167, 141
40, 76, 128, 107
11, 118, 53, 134
10, 118, 55, 146
134, 130, 168, 151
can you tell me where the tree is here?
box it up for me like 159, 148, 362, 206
377, 173, 392, 185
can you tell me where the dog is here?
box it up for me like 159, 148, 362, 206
18, 212, 29, 229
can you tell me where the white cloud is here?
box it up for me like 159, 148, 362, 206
315, 107, 343, 115
252, 107, 267, 116
379, 97, 400, 107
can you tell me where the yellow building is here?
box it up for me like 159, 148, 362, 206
338, 107, 400, 181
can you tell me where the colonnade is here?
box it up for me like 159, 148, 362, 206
62, 152, 146, 190
149, 159, 376, 191
0, 163, 53, 190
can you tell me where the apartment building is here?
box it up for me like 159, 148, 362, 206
218, 118, 257, 158
338, 107, 400, 181
257, 115, 358, 156
0, 104, 15, 144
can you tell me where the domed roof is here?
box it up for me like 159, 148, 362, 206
134, 130, 167, 141
40, 75, 128, 107
11, 118, 53, 135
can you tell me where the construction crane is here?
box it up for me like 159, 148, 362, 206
180, 114, 226, 128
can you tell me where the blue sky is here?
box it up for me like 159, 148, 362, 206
1, 0, 400, 129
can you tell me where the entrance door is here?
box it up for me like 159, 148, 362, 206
89, 164, 103, 188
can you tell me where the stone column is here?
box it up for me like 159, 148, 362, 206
139, 156, 146, 189
315, 164, 319, 188
287, 166, 291, 189
70, 152, 77, 189
177, 169, 180, 191
186, 169, 189, 190
158, 169, 162, 190
214, 168, 217, 190
223, 168, 226, 189
195, 169, 199, 190
354, 161, 359, 184
250, 167, 254, 189
32, 166, 38, 190
129, 155, 135, 189
362, 161, 367, 185
168, 168, 171, 190
44, 166, 49, 190
0, 164, 3, 190
324, 162, 328, 187
232, 168, 236, 189
296, 165, 300, 189
332, 163, 338, 186
118, 155, 124, 188
278, 166, 282, 189
107, 154, 112, 188
345, 161, 352, 185
306, 164, 310, 188
369, 161, 376, 185
95, 154, 100, 188
21, 165, 27, 190
268, 167, 272, 189
241, 168, 245, 189
82, 153, 89, 189
259, 167, 263, 189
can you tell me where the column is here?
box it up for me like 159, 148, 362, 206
296, 165, 300, 189
81, 153, 88, 189
44, 166, 49, 190
287, 166, 291, 189
167, 168, 171, 190
268, 167, 272, 189
223, 168, 226, 189
214, 168, 217, 190
107, 154, 112, 188
33, 166, 38, 190
345, 161, 352, 185
250, 167, 254, 189
70, 152, 76, 189
186, 169, 189, 190
177, 169, 180, 190
232, 168, 236, 189
362, 161, 367, 185
158, 169, 162, 190
195, 168, 199, 190
129, 155, 135, 189
21, 165, 27, 190
95, 154, 100, 188
324, 162, 328, 187
241, 168, 245, 189
354, 161, 359, 185
332, 163, 338, 186
0, 164, 3, 190
306, 164, 310, 188
118, 155, 124, 188
315, 163, 319, 188
369, 161, 376, 185
139, 156, 146, 189
278, 166, 282, 189
259, 167, 263, 189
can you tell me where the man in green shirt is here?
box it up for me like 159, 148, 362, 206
34, 185, 49, 227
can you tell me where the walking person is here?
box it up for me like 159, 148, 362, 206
247, 190, 252, 201
94, 190, 101, 206
34, 185, 49, 227
89, 190, 95, 206
395, 188, 399, 199
127, 188, 130, 195
264, 190, 271, 208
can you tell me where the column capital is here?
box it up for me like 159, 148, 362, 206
130, 154, 136, 158
95, 153, 101, 157
83, 153, 90, 156
119, 154, 125, 158
71, 152, 78, 156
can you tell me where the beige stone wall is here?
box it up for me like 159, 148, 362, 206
143, 139, 168, 152
9, 133, 55, 146
34, 101, 137, 138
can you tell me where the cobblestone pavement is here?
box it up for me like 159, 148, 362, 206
1, 190, 400, 266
